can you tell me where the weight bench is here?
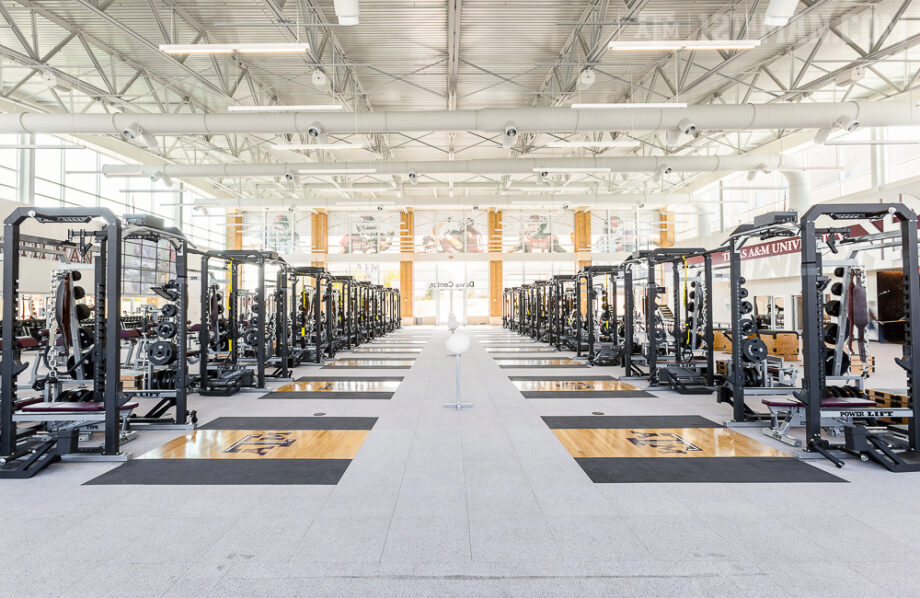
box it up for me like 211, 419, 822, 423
761, 395, 883, 447
14, 401, 139, 457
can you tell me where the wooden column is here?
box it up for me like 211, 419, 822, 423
574, 209, 592, 270
660, 209, 675, 248
226, 209, 243, 250
311, 210, 328, 267
400, 211, 414, 322
488, 210, 503, 323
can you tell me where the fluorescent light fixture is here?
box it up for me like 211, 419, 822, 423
608, 40, 761, 51
571, 102, 688, 109
296, 168, 377, 175
159, 42, 310, 54
532, 167, 611, 174
317, 187, 394, 192
0, 144, 85, 150
511, 187, 592, 192
272, 143, 363, 150
825, 140, 920, 146
338, 201, 395, 206
229, 104, 343, 112
546, 140, 641, 148
765, 0, 799, 27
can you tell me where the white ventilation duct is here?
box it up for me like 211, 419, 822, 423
333, 0, 359, 26
195, 193, 694, 210
2, 100, 916, 136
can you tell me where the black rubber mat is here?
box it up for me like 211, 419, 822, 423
522, 390, 654, 398
323, 365, 412, 369
510, 375, 617, 381
201, 417, 377, 430
295, 376, 404, 382
543, 415, 718, 429
260, 392, 393, 400
84, 459, 351, 485
574, 457, 846, 483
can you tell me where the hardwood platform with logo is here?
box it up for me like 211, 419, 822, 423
510, 376, 653, 398
542, 415, 844, 483
85, 417, 377, 485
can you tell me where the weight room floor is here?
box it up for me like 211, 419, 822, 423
4, 327, 920, 597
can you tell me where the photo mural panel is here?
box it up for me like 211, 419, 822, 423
328, 212, 400, 255
502, 211, 574, 253
414, 210, 487, 254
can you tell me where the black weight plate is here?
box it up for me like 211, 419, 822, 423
738, 288, 749, 299
831, 282, 843, 296
157, 320, 177, 339
75, 304, 92, 321
243, 330, 259, 346
741, 337, 767, 363
687, 303, 696, 313
824, 323, 839, 344
739, 300, 753, 315
834, 267, 845, 278
738, 277, 746, 285
654, 328, 667, 343
71, 271, 82, 282
825, 300, 841, 317
148, 341, 177, 366
740, 319, 755, 335
72, 286, 86, 300
689, 291, 696, 300
161, 303, 178, 318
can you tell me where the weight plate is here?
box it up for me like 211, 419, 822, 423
75, 304, 92, 321
741, 337, 767, 363
739, 318, 755, 335
156, 320, 177, 339
243, 330, 259, 346
71, 271, 82, 282
148, 341, 177, 366
161, 303, 178, 318
738, 277, 746, 285
834, 267, 845, 278
825, 300, 841, 317
689, 291, 696, 300
738, 288, 749, 299
831, 282, 844, 296
739, 300, 753, 315
824, 323, 839, 344
654, 328, 667, 343
72, 286, 86, 300
823, 351, 851, 375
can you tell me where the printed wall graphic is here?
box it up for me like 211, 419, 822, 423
420, 215, 485, 254
508, 215, 567, 253
329, 213, 399, 255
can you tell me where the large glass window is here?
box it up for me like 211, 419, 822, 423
327, 211, 400, 255
501, 210, 574, 253
414, 210, 488, 253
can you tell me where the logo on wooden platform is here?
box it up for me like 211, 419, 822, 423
626, 431, 702, 455
224, 432, 297, 456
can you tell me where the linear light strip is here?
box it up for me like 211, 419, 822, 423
297, 168, 377, 175
571, 102, 688, 109
609, 40, 761, 51
272, 143, 362, 150
533, 167, 611, 174
229, 104, 343, 112
546, 141, 641, 148
160, 43, 310, 54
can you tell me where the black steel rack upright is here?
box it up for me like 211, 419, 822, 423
799, 203, 920, 459
2, 207, 125, 472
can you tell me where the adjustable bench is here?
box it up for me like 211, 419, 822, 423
761, 396, 911, 447
15, 400, 139, 422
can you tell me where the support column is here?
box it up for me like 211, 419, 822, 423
400, 210, 414, 324
488, 209, 503, 324
574, 210, 592, 271
660, 209, 675, 248
311, 210, 328, 267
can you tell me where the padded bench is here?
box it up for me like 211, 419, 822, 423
761, 395, 908, 447
15, 401, 138, 422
